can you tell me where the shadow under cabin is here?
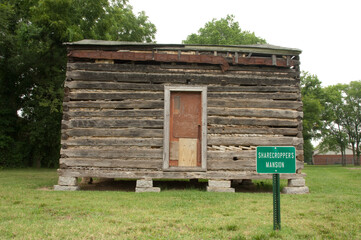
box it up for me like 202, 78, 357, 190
55, 39, 309, 194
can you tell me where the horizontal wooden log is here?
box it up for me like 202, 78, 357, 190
68, 50, 230, 71
208, 151, 255, 159
208, 85, 299, 93
190, 76, 297, 86
67, 71, 184, 83
208, 136, 303, 146
208, 99, 303, 110
60, 158, 162, 169
65, 119, 163, 128
208, 126, 298, 136
68, 92, 163, 100
66, 81, 163, 91
65, 80, 298, 93
68, 50, 300, 70
208, 92, 299, 100
208, 116, 298, 127
232, 56, 298, 68
208, 160, 255, 170
69, 91, 299, 102
208, 108, 303, 119
61, 148, 162, 159
64, 138, 163, 147
67, 71, 296, 86
64, 100, 163, 109
58, 168, 306, 180
67, 109, 163, 118
64, 128, 163, 138
66, 117, 299, 130
67, 62, 298, 77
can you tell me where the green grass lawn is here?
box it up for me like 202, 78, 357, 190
0, 166, 360, 240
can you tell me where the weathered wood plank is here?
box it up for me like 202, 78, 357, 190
68, 50, 230, 71
65, 81, 163, 91
68, 92, 163, 100
58, 168, 306, 180
61, 148, 162, 159
64, 128, 163, 138
208, 108, 303, 119
208, 99, 302, 110
64, 100, 163, 109
208, 116, 298, 127
208, 160, 255, 170
67, 109, 163, 118
65, 80, 298, 93
190, 76, 297, 86
67, 71, 185, 83
64, 137, 163, 147
207, 126, 298, 136
208, 151, 255, 159
65, 119, 163, 128
67, 70, 296, 86
208, 92, 299, 100
208, 136, 303, 146
67, 62, 298, 77
208, 85, 299, 93
60, 158, 162, 169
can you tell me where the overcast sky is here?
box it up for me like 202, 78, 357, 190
129, 0, 361, 87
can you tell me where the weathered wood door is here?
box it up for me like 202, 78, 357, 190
169, 92, 202, 167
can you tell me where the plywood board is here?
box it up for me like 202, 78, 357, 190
178, 138, 197, 167
170, 141, 179, 160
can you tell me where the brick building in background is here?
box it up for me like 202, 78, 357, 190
312, 149, 354, 165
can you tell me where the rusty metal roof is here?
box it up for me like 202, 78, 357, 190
65, 39, 301, 56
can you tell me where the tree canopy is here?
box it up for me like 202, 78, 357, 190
183, 15, 266, 45
312, 79, 361, 166
0, 0, 156, 167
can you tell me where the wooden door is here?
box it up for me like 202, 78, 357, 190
169, 92, 202, 167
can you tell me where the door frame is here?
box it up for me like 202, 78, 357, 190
163, 85, 207, 171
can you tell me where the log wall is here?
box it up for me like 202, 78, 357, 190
61, 53, 303, 179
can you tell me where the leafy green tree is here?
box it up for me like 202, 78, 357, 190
300, 72, 324, 162
342, 81, 361, 166
301, 71, 324, 141
0, 0, 156, 168
319, 85, 348, 166
318, 81, 361, 166
183, 15, 266, 45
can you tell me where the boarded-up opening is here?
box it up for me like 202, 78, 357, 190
169, 92, 202, 167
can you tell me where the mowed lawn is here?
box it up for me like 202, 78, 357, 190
0, 166, 360, 240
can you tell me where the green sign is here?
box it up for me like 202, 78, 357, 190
256, 146, 296, 174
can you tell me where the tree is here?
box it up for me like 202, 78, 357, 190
0, 0, 156, 168
319, 81, 361, 166
342, 81, 361, 166
319, 84, 348, 166
183, 15, 266, 45
300, 72, 324, 163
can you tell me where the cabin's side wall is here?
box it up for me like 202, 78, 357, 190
206, 66, 304, 171
61, 63, 165, 171
60, 60, 303, 178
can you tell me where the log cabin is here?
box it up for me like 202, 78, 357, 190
55, 39, 309, 194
